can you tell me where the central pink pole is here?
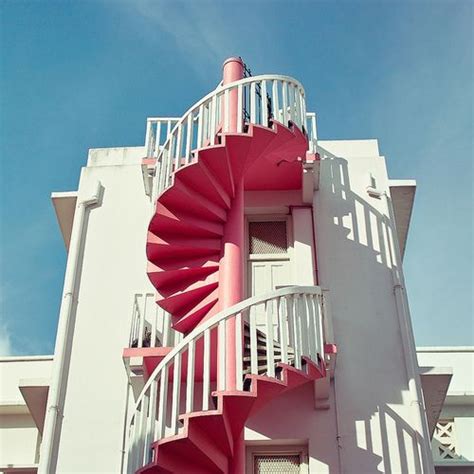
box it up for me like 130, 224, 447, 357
219, 57, 245, 390
219, 56, 245, 474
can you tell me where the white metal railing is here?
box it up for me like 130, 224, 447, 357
144, 117, 180, 161
145, 75, 316, 202
128, 293, 173, 349
125, 286, 328, 472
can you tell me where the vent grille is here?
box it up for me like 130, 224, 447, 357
254, 454, 300, 473
249, 221, 288, 254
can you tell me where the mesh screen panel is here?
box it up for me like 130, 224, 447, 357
249, 221, 288, 254
254, 454, 300, 473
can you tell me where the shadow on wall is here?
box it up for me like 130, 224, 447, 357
321, 146, 428, 472
247, 147, 429, 473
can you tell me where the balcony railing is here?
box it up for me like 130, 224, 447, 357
142, 75, 317, 202
128, 293, 174, 349
125, 285, 329, 472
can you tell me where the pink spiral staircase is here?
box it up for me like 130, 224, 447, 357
146, 120, 307, 335
129, 60, 327, 474
145, 357, 325, 474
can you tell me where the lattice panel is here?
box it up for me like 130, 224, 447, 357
249, 221, 288, 254
433, 419, 458, 460
254, 454, 301, 473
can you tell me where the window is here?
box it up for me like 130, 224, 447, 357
247, 445, 308, 474
254, 454, 301, 473
249, 221, 288, 255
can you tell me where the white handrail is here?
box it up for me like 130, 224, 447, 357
125, 285, 328, 472
147, 74, 310, 203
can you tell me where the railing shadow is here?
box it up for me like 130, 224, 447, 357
246, 146, 430, 472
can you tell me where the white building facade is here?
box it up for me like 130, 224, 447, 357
1, 59, 471, 473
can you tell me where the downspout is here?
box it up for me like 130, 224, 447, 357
39, 180, 103, 474
383, 192, 435, 474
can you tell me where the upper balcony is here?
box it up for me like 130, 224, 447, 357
140, 73, 319, 202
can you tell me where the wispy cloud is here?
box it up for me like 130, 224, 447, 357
123, 0, 270, 81
0, 321, 13, 356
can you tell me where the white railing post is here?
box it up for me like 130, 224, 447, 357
185, 114, 193, 164
145, 120, 153, 158
250, 82, 256, 124
265, 299, 275, 377
282, 82, 288, 125
261, 80, 268, 126
202, 329, 211, 410
249, 305, 258, 375
278, 297, 289, 364
235, 312, 243, 390
210, 95, 217, 144
272, 80, 280, 123
237, 85, 243, 133
185, 340, 195, 413
170, 354, 182, 435
218, 320, 227, 391
224, 89, 230, 132
157, 370, 168, 439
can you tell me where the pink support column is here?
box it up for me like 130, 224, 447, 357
219, 56, 244, 384
219, 56, 246, 474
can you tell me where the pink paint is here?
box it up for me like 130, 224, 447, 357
222, 57, 244, 133
219, 58, 245, 394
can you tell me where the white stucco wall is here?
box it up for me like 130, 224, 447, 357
418, 348, 474, 466
0, 356, 52, 468
50, 147, 157, 473
245, 139, 433, 473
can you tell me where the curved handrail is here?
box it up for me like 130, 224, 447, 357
139, 285, 320, 405
126, 285, 327, 472
150, 74, 309, 201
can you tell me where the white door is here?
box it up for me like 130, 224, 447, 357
247, 218, 292, 332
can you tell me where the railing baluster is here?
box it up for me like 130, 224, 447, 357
295, 85, 302, 128
286, 296, 295, 356
185, 114, 193, 164
202, 328, 210, 410
164, 138, 174, 188
185, 340, 195, 413
278, 297, 289, 364
282, 81, 288, 125
265, 299, 275, 377
237, 85, 243, 133
316, 295, 325, 361
137, 295, 145, 348
235, 312, 243, 390
293, 295, 302, 369
138, 392, 149, 464
144, 380, 158, 464
128, 413, 138, 472
154, 122, 162, 156
145, 120, 152, 158
210, 95, 217, 144
272, 80, 279, 123
224, 89, 230, 132
175, 124, 183, 171
197, 104, 204, 148
157, 369, 168, 439
250, 82, 256, 123
261, 80, 268, 126
250, 305, 258, 375
218, 320, 226, 391
305, 294, 317, 361
170, 354, 181, 435
204, 105, 209, 143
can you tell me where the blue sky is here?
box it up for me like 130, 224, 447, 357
0, 0, 472, 355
